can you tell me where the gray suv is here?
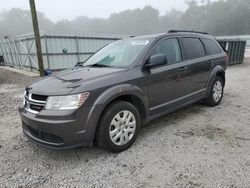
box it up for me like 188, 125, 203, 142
19, 30, 227, 152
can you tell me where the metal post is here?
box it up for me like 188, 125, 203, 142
44, 34, 50, 69
29, 0, 45, 76
25, 37, 32, 71
3, 41, 10, 66
0, 42, 5, 65
4, 40, 12, 66
76, 35, 80, 62
6, 40, 14, 67
12, 39, 22, 68
0, 42, 7, 65
7, 39, 18, 67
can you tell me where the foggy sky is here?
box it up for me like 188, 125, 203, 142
0, 0, 189, 21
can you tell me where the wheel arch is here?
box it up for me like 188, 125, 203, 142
206, 65, 225, 97
216, 71, 225, 86
101, 94, 148, 124
87, 84, 149, 144
96, 84, 148, 122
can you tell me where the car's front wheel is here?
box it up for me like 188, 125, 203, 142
204, 76, 224, 107
96, 100, 141, 152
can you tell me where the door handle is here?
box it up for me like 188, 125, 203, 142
209, 59, 215, 63
179, 66, 188, 72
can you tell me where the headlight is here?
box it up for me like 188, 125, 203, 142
45, 92, 89, 110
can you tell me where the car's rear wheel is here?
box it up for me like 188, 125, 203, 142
204, 76, 224, 107
96, 100, 141, 152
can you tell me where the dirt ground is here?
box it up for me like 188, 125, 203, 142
0, 60, 250, 188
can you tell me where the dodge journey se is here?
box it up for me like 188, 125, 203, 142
19, 30, 227, 152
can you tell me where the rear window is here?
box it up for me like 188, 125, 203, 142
182, 38, 205, 59
201, 38, 222, 55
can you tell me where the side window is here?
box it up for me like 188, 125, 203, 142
151, 38, 181, 65
182, 38, 205, 59
201, 38, 222, 55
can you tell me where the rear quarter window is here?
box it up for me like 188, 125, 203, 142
182, 37, 205, 60
201, 38, 222, 55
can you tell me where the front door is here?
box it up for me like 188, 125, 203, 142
146, 38, 189, 117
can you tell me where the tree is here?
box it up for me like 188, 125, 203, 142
107, 6, 159, 35
1, 1, 250, 38
0, 8, 53, 37
159, 9, 183, 32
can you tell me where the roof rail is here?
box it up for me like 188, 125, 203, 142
168, 30, 209, 35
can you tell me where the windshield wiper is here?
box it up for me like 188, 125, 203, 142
89, 63, 112, 67
75, 62, 112, 68
75, 62, 85, 67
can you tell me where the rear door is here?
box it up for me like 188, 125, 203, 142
179, 37, 212, 93
201, 37, 226, 71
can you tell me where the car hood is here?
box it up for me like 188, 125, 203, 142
27, 67, 127, 96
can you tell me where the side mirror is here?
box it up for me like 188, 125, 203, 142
144, 54, 168, 69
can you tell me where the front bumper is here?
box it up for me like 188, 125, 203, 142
19, 104, 104, 149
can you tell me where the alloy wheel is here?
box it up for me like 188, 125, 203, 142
213, 80, 223, 102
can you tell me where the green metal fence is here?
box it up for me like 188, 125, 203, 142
217, 40, 246, 65
0, 33, 127, 71
0, 34, 248, 71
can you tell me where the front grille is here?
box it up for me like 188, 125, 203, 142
31, 94, 48, 101
24, 92, 47, 114
26, 125, 63, 144
29, 103, 44, 111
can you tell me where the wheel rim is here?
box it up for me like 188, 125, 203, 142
213, 80, 223, 102
109, 110, 136, 146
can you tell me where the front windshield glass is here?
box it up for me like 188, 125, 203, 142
83, 38, 152, 67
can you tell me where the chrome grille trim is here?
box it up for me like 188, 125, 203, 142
26, 108, 40, 114
25, 96, 46, 104
24, 93, 47, 114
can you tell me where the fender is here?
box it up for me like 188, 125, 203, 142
84, 84, 149, 145
205, 65, 225, 97
94, 84, 148, 107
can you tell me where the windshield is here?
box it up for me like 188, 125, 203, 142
83, 38, 152, 67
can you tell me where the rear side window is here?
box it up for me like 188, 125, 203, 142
151, 38, 181, 65
201, 38, 222, 55
182, 38, 205, 59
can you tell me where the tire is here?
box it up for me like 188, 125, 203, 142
204, 76, 224, 107
96, 100, 141, 153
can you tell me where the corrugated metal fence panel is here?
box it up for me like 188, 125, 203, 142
0, 40, 10, 66
1, 34, 248, 72
0, 36, 39, 70
49, 55, 78, 70
0, 33, 127, 71
21, 37, 38, 70
47, 37, 77, 53
77, 38, 116, 52
0, 43, 3, 56
218, 40, 246, 65
45, 36, 78, 70
44, 35, 122, 70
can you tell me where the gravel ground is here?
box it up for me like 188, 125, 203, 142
0, 61, 250, 188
